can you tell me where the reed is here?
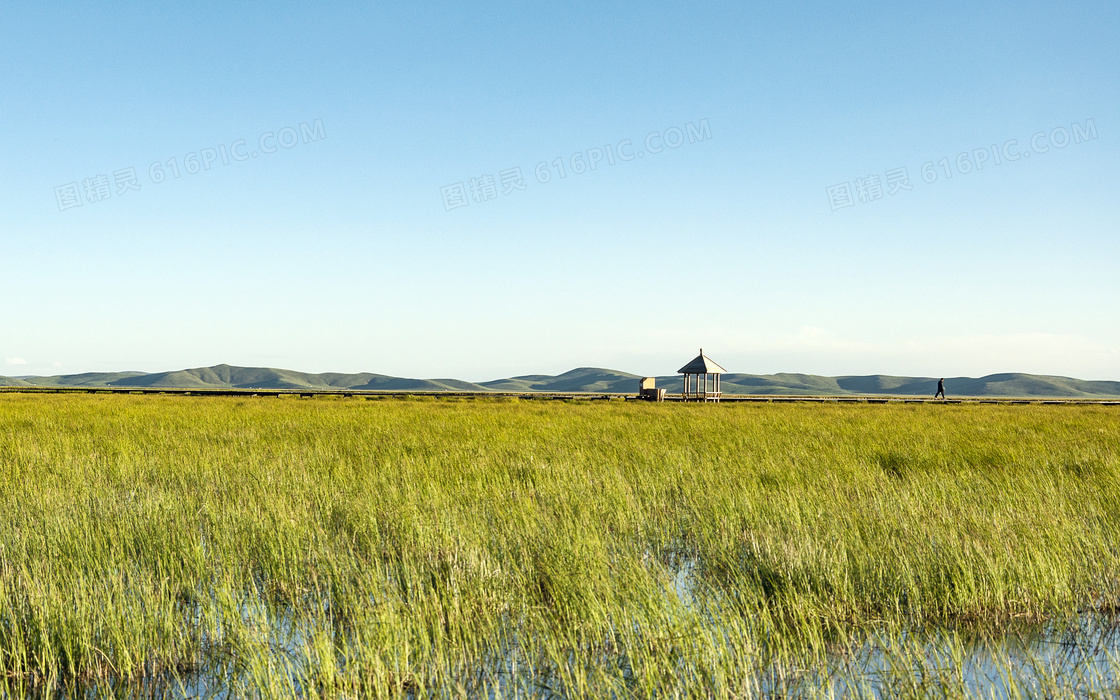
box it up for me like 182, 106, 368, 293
1, 394, 1117, 697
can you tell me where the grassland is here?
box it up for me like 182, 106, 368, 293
0, 394, 1118, 698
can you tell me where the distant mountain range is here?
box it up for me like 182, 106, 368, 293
2, 364, 1119, 398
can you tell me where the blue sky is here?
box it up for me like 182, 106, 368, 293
2, 1, 1117, 381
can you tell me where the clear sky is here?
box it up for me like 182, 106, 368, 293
2, 1, 1117, 381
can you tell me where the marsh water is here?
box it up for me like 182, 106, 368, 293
12, 585, 1120, 699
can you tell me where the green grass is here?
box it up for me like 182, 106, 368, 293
1, 394, 1118, 697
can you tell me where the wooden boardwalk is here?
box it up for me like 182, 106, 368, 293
1, 386, 1117, 405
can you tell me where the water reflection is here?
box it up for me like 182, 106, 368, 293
8, 573, 1120, 699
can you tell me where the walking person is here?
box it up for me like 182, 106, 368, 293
934, 378, 945, 400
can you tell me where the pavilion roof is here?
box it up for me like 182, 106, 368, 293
677, 350, 727, 375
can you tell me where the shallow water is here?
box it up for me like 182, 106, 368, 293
10, 615, 1120, 699
9, 560, 1120, 700
819, 614, 1120, 698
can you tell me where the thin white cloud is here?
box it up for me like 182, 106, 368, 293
3, 357, 28, 366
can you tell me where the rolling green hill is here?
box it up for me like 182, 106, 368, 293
77, 364, 492, 392
480, 368, 643, 393
3, 365, 1118, 397
20, 371, 147, 387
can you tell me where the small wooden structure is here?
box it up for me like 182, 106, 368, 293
638, 377, 666, 402
678, 349, 726, 402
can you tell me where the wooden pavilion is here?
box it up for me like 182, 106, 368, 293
678, 349, 727, 402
